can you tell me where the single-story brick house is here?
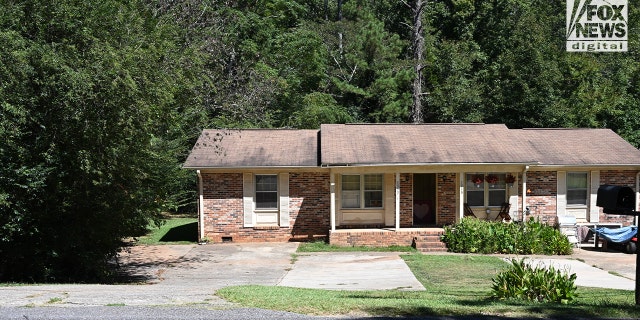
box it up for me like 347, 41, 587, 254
184, 123, 640, 250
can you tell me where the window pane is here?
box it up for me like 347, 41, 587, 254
567, 172, 588, 205
486, 174, 506, 188
342, 175, 360, 191
489, 190, 506, 206
342, 190, 360, 208
364, 191, 383, 208
256, 192, 278, 209
467, 190, 483, 206
467, 174, 484, 189
567, 189, 588, 205
256, 175, 277, 209
567, 172, 587, 189
364, 175, 382, 190
256, 175, 277, 191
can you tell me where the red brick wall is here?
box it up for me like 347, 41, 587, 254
437, 173, 457, 225
599, 170, 637, 226
329, 229, 443, 247
201, 173, 243, 239
200, 172, 330, 243
289, 172, 331, 238
524, 171, 558, 224
400, 173, 413, 227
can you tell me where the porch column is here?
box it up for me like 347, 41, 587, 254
197, 170, 205, 242
330, 172, 336, 232
395, 172, 400, 231
522, 166, 529, 221
459, 172, 465, 221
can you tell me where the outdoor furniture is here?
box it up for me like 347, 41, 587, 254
558, 215, 580, 248
463, 203, 478, 218
592, 226, 638, 253
495, 202, 512, 222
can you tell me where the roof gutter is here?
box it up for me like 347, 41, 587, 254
320, 162, 539, 167
183, 165, 321, 170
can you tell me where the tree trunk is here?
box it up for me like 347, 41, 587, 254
410, 0, 426, 124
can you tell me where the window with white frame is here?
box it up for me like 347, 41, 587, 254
567, 172, 588, 206
466, 173, 506, 207
341, 174, 383, 209
255, 174, 278, 209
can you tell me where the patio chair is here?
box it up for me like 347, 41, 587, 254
464, 203, 478, 218
558, 215, 580, 248
495, 202, 512, 222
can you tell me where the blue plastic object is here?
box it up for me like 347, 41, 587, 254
592, 226, 638, 244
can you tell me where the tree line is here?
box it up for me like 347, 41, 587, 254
1, 0, 638, 281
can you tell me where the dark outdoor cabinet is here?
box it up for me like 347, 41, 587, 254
596, 185, 636, 215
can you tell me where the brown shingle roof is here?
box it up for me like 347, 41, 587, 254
512, 128, 640, 165
321, 123, 538, 165
183, 129, 319, 168
184, 124, 640, 168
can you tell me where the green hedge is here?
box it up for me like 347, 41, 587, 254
441, 217, 573, 255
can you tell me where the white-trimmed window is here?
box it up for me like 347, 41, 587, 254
567, 172, 588, 206
255, 174, 278, 209
466, 173, 506, 207
341, 174, 383, 209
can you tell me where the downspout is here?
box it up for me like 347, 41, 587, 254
636, 171, 640, 226
197, 170, 205, 242
522, 166, 529, 222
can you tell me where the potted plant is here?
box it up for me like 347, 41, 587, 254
506, 174, 516, 187
486, 174, 498, 187
472, 175, 484, 188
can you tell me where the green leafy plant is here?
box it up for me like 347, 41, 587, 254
492, 258, 577, 304
442, 217, 572, 255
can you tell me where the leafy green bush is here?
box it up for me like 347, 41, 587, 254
441, 217, 573, 255
492, 258, 577, 304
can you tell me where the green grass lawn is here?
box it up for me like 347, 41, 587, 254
135, 217, 198, 245
217, 251, 640, 318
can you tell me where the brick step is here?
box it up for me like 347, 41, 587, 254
413, 235, 443, 242
412, 236, 448, 253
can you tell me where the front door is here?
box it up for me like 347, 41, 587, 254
413, 174, 436, 226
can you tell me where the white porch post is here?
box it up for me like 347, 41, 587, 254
197, 170, 205, 242
395, 172, 400, 231
330, 172, 336, 232
459, 172, 465, 221
522, 166, 529, 222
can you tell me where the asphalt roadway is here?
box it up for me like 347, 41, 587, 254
0, 243, 636, 319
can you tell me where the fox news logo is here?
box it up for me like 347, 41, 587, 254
567, 0, 628, 52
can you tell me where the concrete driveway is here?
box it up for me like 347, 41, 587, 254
0, 243, 635, 308
0, 243, 423, 308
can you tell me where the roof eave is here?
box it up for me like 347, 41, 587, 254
183, 165, 322, 170
321, 162, 540, 167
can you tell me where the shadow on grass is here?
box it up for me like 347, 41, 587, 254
159, 222, 198, 242
358, 297, 640, 319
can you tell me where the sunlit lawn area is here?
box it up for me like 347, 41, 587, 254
135, 216, 198, 245
217, 245, 640, 318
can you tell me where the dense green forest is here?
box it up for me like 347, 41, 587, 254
1, 0, 639, 281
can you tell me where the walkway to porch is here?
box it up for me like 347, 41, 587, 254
329, 228, 447, 253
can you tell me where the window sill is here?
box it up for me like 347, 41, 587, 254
253, 225, 281, 230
